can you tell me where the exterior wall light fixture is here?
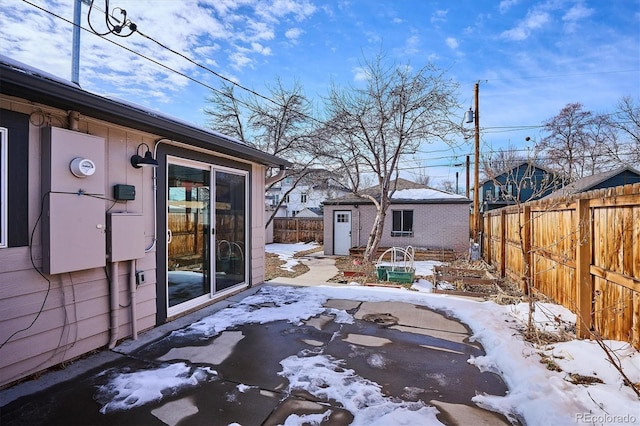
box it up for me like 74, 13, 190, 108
130, 143, 159, 168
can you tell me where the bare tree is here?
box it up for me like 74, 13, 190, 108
482, 144, 528, 181
539, 103, 593, 181
318, 51, 460, 262
539, 103, 627, 180
611, 96, 640, 164
204, 78, 320, 228
437, 180, 456, 193
410, 169, 432, 187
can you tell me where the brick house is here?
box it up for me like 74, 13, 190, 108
322, 179, 471, 256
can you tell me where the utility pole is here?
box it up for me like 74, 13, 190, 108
473, 82, 480, 242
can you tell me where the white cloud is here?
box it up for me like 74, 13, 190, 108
285, 27, 303, 42
500, 10, 550, 40
352, 66, 369, 82
430, 9, 448, 24
401, 34, 420, 56
250, 42, 271, 55
445, 37, 459, 50
563, 2, 594, 22
229, 50, 253, 70
562, 2, 594, 33
255, 0, 316, 22
499, 0, 519, 14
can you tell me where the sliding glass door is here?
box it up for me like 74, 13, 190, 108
214, 170, 246, 290
167, 158, 247, 314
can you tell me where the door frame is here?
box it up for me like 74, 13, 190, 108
333, 210, 352, 255
158, 151, 253, 325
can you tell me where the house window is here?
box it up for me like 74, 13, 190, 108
494, 186, 500, 200
391, 210, 413, 237
301, 193, 307, 203
0, 127, 7, 248
0, 110, 29, 249
336, 213, 349, 223
284, 195, 290, 203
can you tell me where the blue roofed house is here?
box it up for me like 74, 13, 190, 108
544, 165, 640, 198
479, 162, 563, 213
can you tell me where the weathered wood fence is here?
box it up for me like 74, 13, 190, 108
273, 217, 324, 243
483, 183, 640, 350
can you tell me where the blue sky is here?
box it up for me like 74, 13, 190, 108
1, 0, 639, 187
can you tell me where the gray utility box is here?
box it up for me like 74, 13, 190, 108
108, 213, 145, 262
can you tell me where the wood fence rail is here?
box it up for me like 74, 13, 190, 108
273, 217, 324, 243
482, 183, 640, 350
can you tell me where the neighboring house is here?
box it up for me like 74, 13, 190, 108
0, 56, 288, 387
544, 165, 640, 198
479, 162, 562, 212
322, 178, 471, 256
267, 170, 350, 217
295, 207, 323, 218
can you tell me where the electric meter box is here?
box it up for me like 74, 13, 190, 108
41, 127, 106, 274
108, 213, 145, 262
41, 126, 105, 194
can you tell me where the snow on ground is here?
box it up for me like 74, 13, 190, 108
265, 242, 320, 271
95, 244, 639, 425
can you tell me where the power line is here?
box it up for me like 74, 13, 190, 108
479, 69, 640, 83
18, 0, 640, 169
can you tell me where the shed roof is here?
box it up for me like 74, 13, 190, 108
0, 55, 289, 168
324, 178, 470, 205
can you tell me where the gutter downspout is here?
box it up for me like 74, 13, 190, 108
129, 259, 138, 340
265, 165, 286, 186
108, 261, 119, 349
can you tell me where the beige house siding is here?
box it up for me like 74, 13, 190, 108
323, 203, 470, 255
0, 93, 273, 388
0, 97, 158, 387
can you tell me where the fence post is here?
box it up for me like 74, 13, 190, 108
576, 198, 593, 339
500, 210, 506, 278
485, 212, 492, 264
522, 206, 531, 294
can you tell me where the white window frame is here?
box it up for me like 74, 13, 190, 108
0, 127, 7, 248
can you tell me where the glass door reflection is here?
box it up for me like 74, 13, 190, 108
214, 170, 246, 291
167, 163, 211, 308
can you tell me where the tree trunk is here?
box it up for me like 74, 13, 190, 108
363, 206, 387, 263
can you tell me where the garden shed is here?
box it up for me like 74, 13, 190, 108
322, 179, 471, 256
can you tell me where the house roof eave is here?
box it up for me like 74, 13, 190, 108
0, 56, 290, 168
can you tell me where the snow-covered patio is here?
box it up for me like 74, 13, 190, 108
1, 243, 638, 425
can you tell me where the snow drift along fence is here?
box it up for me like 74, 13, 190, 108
273, 217, 324, 244
482, 183, 640, 351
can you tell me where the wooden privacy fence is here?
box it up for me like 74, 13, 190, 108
273, 217, 324, 243
483, 183, 640, 350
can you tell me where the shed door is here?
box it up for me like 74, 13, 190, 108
333, 211, 352, 255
